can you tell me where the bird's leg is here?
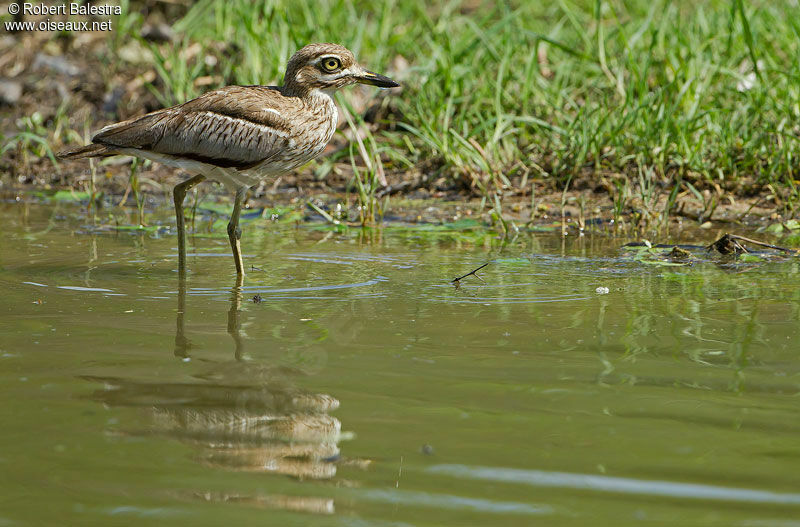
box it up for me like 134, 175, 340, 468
227, 186, 248, 276
173, 174, 206, 276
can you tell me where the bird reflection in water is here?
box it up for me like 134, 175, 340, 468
83, 277, 355, 515
175, 275, 247, 359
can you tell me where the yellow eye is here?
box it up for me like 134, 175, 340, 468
321, 58, 341, 72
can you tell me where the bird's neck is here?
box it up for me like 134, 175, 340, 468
305, 87, 338, 105
281, 83, 337, 114
281, 79, 335, 98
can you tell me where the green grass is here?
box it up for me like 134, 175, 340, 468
153, 3, 797, 161
9, 0, 800, 221
130, 1, 800, 206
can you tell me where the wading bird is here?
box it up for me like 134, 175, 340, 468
59, 43, 399, 277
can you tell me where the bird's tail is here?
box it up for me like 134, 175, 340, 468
56, 143, 114, 160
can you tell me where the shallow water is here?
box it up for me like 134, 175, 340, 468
2, 201, 800, 526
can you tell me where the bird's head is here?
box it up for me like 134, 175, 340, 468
283, 43, 400, 96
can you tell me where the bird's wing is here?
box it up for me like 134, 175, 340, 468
92, 86, 295, 169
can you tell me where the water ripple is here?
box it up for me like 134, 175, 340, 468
358, 488, 552, 515
428, 464, 800, 505
179, 278, 389, 298
439, 294, 589, 305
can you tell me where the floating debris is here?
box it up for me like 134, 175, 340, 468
707, 233, 797, 256
451, 262, 490, 287
624, 232, 797, 267
668, 246, 693, 261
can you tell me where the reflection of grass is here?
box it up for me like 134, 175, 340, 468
98, 198, 563, 240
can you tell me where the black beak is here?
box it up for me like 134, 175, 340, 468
357, 70, 400, 88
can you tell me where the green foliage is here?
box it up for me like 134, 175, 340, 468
2, 112, 61, 169
339, 96, 386, 226
131, 0, 800, 198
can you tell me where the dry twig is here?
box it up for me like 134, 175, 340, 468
451, 262, 490, 285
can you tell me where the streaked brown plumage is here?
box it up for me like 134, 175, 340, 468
58, 43, 399, 277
